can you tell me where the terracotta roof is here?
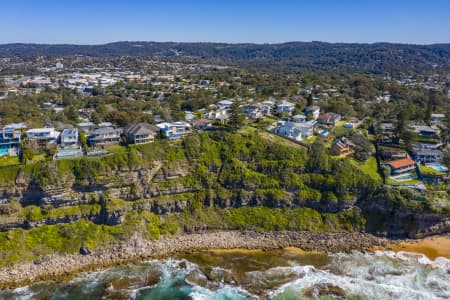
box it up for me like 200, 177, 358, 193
386, 157, 415, 169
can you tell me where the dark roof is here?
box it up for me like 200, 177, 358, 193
91, 127, 121, 135
124, 123, 159, 136
332, 137, 356, 149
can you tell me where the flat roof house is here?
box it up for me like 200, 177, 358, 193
78, 122, 95, 133
274, 121, 314, 141
379, 122, 395, 133
157, 122, 192, 140
60, 128, 79, 148
88, 127, 122, 147
304, 106, 320, 120
0, 127, 21, 156
413, 148, 443, 164
385, 157, 416, 175
27, 128, 60, 145
431, 113, 445, 124
216, 99, 234, 110
292, 114, 307, 123
124, 123, 159, 145
276, 101, 296, 115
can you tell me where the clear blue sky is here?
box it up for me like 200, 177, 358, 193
1, 0, 449, 44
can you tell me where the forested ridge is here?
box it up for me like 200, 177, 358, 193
1, 41, 450, 73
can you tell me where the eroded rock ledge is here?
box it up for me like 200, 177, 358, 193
0, 230, 388, 289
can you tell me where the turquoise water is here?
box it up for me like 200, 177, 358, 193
430, 164, 448, 172
1, 250, 449, 299
391, 173, 417, 182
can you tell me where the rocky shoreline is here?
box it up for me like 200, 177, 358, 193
0, 230, 388, 289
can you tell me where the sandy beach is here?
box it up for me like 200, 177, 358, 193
386, 234, 450, 259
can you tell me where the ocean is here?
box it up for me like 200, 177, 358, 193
1, 248, 449, 299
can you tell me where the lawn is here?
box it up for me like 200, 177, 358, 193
0, 155, 20, 167
350, 156, 382, 182
332, 123, 354, 137
240, 126, 307, 150
106, 144, 127, 154
386, 178, 421, 185
419, 165, 444, 176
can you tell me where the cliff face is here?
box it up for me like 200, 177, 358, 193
0, 132, 447, 239
0, 162, 446, 238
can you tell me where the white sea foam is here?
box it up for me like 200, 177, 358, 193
268, 251, 450, 300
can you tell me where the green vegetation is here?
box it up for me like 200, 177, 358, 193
0, 204, 368, 267
350, 157, 382, 183
419, 165, 444, 176
0, 156, 19, 167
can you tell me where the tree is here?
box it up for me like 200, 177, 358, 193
307, 93, 314, 106
229, 101, 245, 130
424, 99, 433, 125
306, 142, 329, 173
399, 130, 418, 151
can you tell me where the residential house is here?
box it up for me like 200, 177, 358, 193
88, 127, 122, 147
303, 106, 320, 120
378, 122, 396, 144
60, 128, 79, 148
0, 127, 21, 156
192, 119, 213, 130
184, 111, 195, 122
78, 122, 95, 133
318, 112, 341, 126
55, 128, 83, 159
216, 99, 234, 110
379, 122, 395, 133
124, 123, 159, 145
431, 113, 445, 124
3, 122, 27, 130
242, 103, 263, 119
273, 121, 314, 141
276, 101, 295, 115
412, 148, 443, 164
330, 137, 355, 158
204, 109, 229, 124
292, 114, 307, 123
410, 125, 438, 139
27, 128, 60, 145
385, 157, 416, 175
380, 148, 408, 160
98, 122, 113, 128
157, 122, 192, 140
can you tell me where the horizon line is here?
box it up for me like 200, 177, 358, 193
0, 40, 449, 47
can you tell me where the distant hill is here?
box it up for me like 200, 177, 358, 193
1, 41, 449, 73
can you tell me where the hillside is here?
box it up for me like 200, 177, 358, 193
0, 131, 447, 266
1, 41, 450, 73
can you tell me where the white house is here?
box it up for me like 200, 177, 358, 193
304, 106, 321, 120
431, 113, 445, 123
216, 99, 234, 110
60, 128, 79, 148
157, 122, 192, 140
276, 101, 295, 115
27, 128, 60, 144
292, 114, 307, 123
274, 121, 314, 141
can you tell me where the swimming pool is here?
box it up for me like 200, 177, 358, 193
0, 149, 9, 156
319, 129, 329, 136
390, 173, 417, 182
56, 149, 82, 158
428, 164, 448, 172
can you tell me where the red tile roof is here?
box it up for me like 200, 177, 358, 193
386, 157, 415, 169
